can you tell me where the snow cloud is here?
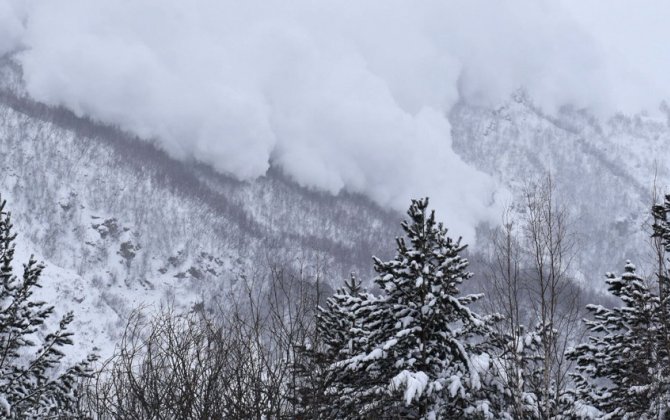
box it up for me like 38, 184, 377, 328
0, 0, 26, 57
1, 0, 669, 239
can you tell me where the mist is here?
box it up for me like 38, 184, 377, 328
1, 0, 669, 240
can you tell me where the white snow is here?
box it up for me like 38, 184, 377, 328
0, 394, 10, 417
391, 370, 430, 405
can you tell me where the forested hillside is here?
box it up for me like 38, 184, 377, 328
1, 55, 670, 417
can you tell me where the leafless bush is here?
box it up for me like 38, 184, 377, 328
83, 264, 324, 419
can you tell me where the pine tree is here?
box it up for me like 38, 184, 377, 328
652, 193, 670, 416
335, 198, 497, 419
653, 194, 670, 253
653, 193, 670, 356
565, 196, 670, 418
567, 262, 669, 418
0, 196, 97, 418
293, 274, 377, 419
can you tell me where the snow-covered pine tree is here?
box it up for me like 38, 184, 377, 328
652, 192, 670, 416
653, 193, 670, 343
335, 198, 497, 419
567, 262, 669, 418
0, 196, 97, 418
653, 193, 670, 253
294, 274, 377, 419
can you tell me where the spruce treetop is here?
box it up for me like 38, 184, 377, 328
374, 197, 473, 306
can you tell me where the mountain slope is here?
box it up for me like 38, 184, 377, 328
452, 94, 670, 282
2, 59, 669, 357
0, 62, 402, 357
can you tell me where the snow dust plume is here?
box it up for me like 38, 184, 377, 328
2, 0, 669, 239
0, 1, 26, 57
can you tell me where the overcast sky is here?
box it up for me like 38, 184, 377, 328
1, 0, 668, 239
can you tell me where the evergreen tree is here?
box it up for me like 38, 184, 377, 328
294, 274, 377, 419
653, 193, 670, 358
565, 196, 670, 418
653, 194, 670, 252
567, 262, 670, 418
0, 197, 97, 418
334, 198, 497, 419
652, 193, 670, 416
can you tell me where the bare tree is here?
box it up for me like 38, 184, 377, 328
483, 207, 540, 418
84, 306, 233, 419
520, 176, 582, 418
483, 176, 583, 419
84, 259, 325, 419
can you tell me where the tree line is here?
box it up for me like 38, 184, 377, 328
2, 179, 670, 418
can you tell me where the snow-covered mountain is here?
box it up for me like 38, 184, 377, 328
0, 59, 668, 357
0, 59, 402, 357
452, 93, 670, 283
